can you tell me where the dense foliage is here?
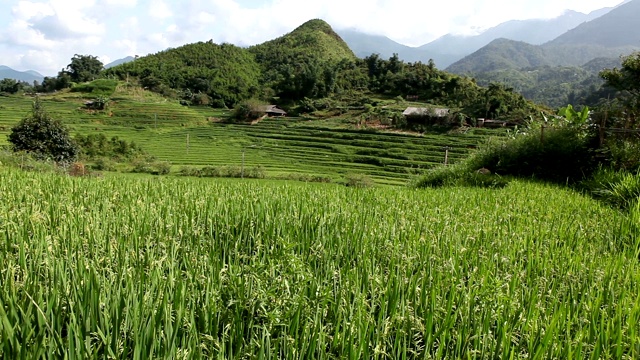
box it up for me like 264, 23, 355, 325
100, 20, 540, 121
249, 19, 358, 100
104, 42, 261, 107
65, 54, 104, 83
7, 99, 78, 162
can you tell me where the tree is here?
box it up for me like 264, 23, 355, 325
0, 78, 22, 94
66, 54, 104, 83
600, 52, 640, 97
8, 98, 78, 162
600, 52, 640, 129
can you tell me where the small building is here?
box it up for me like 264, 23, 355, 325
261, 105, 287, 117
402, 107, 450, 125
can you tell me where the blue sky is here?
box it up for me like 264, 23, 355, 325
0, 0, 626, 76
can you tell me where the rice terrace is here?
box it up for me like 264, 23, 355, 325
2, 7, 640, 360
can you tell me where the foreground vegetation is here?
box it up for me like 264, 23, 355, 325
0, 167, 639, 358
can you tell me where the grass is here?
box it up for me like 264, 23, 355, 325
0, 167, 638, 358
0, 90, 502, 186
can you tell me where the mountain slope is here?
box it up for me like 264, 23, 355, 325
104, 42, 262, 106
251, 19, 355, 63
337, 29, 425, 61
104, 56, 135, 69
446, 39, 551, 74
0, 65, 45, 83
249, 19, 358, 99
447, 0, 640, 74
546, 0, 640, 47
337, 5, 615, 69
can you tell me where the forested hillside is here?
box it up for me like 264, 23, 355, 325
104, 42, 262, 107
97, 20, 542, 121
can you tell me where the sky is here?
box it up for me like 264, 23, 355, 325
0, 0, 627, 76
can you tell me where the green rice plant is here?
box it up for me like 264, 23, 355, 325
0, 168, 638, 358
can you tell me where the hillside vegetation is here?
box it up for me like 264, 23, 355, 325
100, 19, 541, 122
104, 42, 261, 107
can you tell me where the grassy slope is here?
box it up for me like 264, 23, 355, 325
1, 168, 638, 358
0, 87, 501, 185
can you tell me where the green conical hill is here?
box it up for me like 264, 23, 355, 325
250, 19, 355, 63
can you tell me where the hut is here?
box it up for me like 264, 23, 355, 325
402, 107, 450, 125
261, 105, 287, 117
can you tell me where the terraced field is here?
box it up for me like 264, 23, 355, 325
0, 93, 503, 185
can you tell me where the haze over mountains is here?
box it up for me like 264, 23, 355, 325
338, 2, 625, 69
0, 65, 44, 83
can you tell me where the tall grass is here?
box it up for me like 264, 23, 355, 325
0, 168, 639, 358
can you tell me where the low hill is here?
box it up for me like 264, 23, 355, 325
104, 42, 262, 107
0, 65, 45, 83
447, 39, 550, 74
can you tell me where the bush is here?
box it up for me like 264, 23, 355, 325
131, 157, 171, 175
232, 99, 265, 121
465, 128, 597, 183
344, 173, 374, 188
90, 157, 116, 171
604, 140, 640, 172
8, 99, 79, 163
412, 165, 508, 189
592, 170, 640, 209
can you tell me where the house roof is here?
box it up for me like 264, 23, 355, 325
402, 107, 449, 117
261, 105, 287, 115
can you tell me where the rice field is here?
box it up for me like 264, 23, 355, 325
0, 95, 498, 185
1, 167, 639, 358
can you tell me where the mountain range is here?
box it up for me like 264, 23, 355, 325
448, 0, 640, 74
0, 65, 44, 83
337, 3, 621, 69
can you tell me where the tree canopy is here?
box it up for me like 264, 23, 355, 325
66, 54, 104, 83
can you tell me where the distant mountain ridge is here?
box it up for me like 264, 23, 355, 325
337, 4, 617, 68
0, 65, 45, 83
104, 56, 135, 69
446, 0, 640, 74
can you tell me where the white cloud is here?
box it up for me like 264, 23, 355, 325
149, 0, 173, 20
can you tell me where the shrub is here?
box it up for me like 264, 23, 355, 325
465, 128, 597, 183
131, 157, 172, 175
90, 157, 116, 171
344, 173, 374, 188
604, 140, 640, 172
412, 165, 508, 189
8, 98, 79, 163
598, 171, 640, 209
232, 99, 265, 121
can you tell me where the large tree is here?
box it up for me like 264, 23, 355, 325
66, 54, 104, 83
600, 52, 640, 109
